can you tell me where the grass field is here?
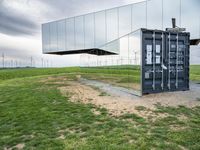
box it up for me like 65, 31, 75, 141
0, 65, 199, 82
0, 66, 200, 149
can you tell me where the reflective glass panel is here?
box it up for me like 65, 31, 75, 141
85, 13, 95, 49
132, 2, 146, 31
163, 0, 180, 29
106, 8, 118, 42
119, 5, 132, 37
66, 18, 75, 50
182, 0, 200, 39
95, 11, 106, 47
75, 16, 84, 49
42, 23, 50, 53
49, 21, 58, 52
128, 30, 141, 93
147, 0, 162, 30
57, 20, 66, 51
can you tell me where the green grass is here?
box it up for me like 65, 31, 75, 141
99, 91, 109, 96
190, 65, 200, 82
0, 67, 80, 82
0, 66, 200, 149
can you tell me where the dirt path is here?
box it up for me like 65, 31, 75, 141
59, 79, 200, 117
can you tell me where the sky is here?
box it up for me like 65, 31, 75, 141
0, 0, 199, 67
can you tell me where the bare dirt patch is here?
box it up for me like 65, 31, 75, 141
58, 81, 141, 117
91, 108, 101, 115
40, 76, 70, 84
4, 143, 25, 150
169, 125, 188, 131
57, 134, 65, 140
58, 80, 200, 118
15, 144, 25, 150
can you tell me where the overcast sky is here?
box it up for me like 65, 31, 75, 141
0, 0, 199, 67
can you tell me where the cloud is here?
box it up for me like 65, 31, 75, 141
0, 33, 41, 57
0, 13, 38, 36
0, 1, 39, 36
0, 0, 59, 36
40, 0, 140, 20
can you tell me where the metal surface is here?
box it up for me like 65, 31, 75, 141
141, 29, 190, 94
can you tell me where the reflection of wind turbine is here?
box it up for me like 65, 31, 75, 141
134, 51, 137, 65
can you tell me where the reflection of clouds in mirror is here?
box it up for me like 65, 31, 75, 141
119, 32, 141, 65
181, 0, 200, 39
85, 14, 95, 49
57, 20, 66, 52
66, 18, 75, 50
190, 46, 200, 65
146, 0, 162, 29
106, 8, 118, 42
95, 11, 106, 47
119, 5, 132, 37
131, 2, 146, 30
75, 16, 84, 49
120, 36, 129, 56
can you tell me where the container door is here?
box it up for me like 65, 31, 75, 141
165, 32, 190, 91
142, 29, 189, 95
142, 30, 165, 94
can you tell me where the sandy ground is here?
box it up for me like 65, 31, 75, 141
58, 78, 200, 117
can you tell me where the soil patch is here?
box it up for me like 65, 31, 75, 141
59, 81, 200, 118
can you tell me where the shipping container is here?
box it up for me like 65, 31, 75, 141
141, 29, 190, 94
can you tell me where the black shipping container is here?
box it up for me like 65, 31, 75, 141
141, 29, 190, 95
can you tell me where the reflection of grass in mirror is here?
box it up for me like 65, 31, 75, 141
190, 65, 200, 82
80, 65, 141, 90
80, 65, 140, 75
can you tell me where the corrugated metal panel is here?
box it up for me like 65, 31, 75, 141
141, 29, 190, 94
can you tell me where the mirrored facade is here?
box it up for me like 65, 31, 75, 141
42, 0, 200, 54
80, 30, 142, 95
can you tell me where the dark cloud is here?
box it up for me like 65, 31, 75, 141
0, 1, 38, 36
